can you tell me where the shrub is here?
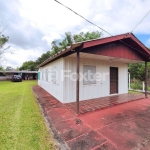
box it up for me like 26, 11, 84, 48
130, 80, 142, 90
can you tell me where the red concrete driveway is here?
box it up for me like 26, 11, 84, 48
33, 86, 150, 150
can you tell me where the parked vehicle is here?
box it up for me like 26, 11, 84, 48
11, 75, 22, 82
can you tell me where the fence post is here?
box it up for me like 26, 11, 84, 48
143, 82, 145, 92
128, 72, 131, 90
145, 61, 148, 98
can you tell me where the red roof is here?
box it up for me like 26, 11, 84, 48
38, 33, 150, 67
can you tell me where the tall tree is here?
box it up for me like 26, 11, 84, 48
73, 31, 102, 43
129, 63, 145, 81
51, 31, 102, 54
59, 32, 73, 49
129, 62, 150, 81
18, 31, 103, 69
0, 35, 10, 61
19, 61, 37, 71
0, 35, 8, 46
128, 48, 150, 81
0, 66, 3, 71
51, 41, 60, 54
36, 51, 51, 66
5, 66, 14, 71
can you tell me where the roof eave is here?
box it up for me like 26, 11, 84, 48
38, 43, 82, 68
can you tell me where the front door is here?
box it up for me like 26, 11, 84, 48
110, 67, 118, 94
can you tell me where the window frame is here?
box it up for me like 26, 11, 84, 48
83, 65, 96, 85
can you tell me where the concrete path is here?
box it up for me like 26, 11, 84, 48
33, 86, 150, 150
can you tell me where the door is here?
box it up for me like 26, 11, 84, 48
110, 67, 118, 94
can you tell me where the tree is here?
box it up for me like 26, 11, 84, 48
5, 66, 14, 71
73, 31, 102, 43
59, 32, 73, 49
36, 51, 51, 66
0, 65, 3, 71
18, 31, 103, 69
51, 41, 60, 54
129, 62, 150, 81
0, 35, 10, 62
0, 35, 8, 46
15, 67, 20, 71
0, 65, 5, 74
129, 63, 145, 81
19, 61, 37, 71
51, 31, 102, 54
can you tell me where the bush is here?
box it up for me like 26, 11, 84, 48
130, 80, 142, 90
148, 87, 150, 91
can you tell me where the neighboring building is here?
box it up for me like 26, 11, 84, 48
38, 33, 150, 105
0, 70, 37, 81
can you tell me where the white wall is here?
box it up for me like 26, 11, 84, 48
38, 57, 128, 104
64, 57, 128, 103
38, 58, 64, 103
0, 77, 7, 81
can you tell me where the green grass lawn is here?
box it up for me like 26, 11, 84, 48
128, 90, 140, 94
0, 80, 54, 150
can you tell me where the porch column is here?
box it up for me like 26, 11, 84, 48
145, 61, 148, 98
128, 72, 131, 90
76, 51, 80, 114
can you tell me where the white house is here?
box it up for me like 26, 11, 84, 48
38, 33, 150, 112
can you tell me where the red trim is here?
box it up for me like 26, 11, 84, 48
83, 33, 131, 49
82, 33, 150, 61
38, 33, 150, 67
83, 41, 144, 61
130, 34, 150, 54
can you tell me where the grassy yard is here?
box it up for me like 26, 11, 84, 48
0, 80, 54, 150
128, 90, 140, 94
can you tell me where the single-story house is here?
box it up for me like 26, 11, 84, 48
0, 70, 37, 81
38, 33, 150, 113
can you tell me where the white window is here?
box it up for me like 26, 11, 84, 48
83, 65, 96, 85
48, 66, 57, 84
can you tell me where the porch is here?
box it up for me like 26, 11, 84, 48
65, 33, 150, 114
65, 93, 145, 114
65, 51, 148, 114
33, 85, 150, 149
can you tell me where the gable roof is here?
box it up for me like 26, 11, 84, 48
38, 33, 150, 67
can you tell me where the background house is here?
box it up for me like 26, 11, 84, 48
0, 71, 37, 81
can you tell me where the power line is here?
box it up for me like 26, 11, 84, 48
53, 0, 150, 57
0, 24, 9, 35
54, 0, 112, 36
0, 22, 3, 28
131, 9, 150, 33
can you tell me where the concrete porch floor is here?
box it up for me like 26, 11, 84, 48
33, 85, 150, 150
65, 93, 145, 114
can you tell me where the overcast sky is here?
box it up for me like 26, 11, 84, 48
1, 0, 150, 68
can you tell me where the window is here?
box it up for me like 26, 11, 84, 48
49, 66, 57, 84
41, 67, 57, 83
83, 65, 96, 85
45, 68, 48, 81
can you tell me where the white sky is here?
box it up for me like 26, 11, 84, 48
1, 0, 150, 68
